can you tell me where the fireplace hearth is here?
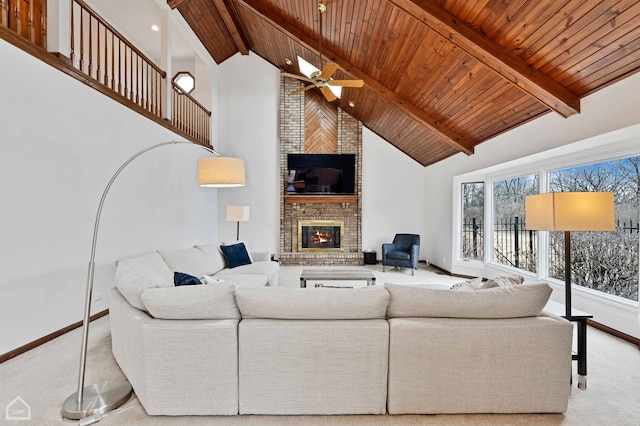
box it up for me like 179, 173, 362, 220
298, 220, 344, 252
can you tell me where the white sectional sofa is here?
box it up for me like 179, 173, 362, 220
114, 242, 278, 312
109, 256, 573, 416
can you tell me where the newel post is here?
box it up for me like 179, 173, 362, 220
47, 0, 72, 61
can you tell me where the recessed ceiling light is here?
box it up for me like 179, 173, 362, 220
348, 101, 355, 107
151, 25, 160, 32
285, 58, 293, 65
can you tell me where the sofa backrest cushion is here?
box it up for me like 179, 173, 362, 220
115, 251, 174, 311
236, 287, 390, 319
141, 282, 240, 320
385, 283, 552, 319
159, 247, 216, 278
194, 243, 226, 273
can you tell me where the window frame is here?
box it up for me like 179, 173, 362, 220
452, 125, 640, 313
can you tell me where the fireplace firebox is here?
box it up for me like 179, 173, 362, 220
298, 220, 344, 252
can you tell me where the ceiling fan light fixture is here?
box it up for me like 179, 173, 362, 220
297, 56, 316, 79
297, 56, 342, 99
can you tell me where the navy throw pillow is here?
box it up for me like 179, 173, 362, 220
174, 271, 202, 286
220, 242, 252, 269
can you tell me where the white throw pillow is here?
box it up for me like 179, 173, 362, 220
481, 274, 525, 289
115, 251, 173, 310
450, 277, 485, 291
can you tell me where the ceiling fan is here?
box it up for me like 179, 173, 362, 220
283, 2, 364, 102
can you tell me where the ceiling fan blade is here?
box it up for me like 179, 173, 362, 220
282, 72, 315, 84
320, 86, 338, 102
320, 62, 339, 80
289, 85, 316, 96
328, 79, 365, 88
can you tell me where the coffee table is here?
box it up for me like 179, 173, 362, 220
299, 268, 376, 288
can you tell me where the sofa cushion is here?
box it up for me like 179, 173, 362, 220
174, 271, 202, 286
214, 273, 267, 287
202, 275, 226, 285
220, 242, 252, 268
141, 282, 240, 320
385, 283, 552, 319
194, 243, 226, 273
215, 261, 278, 281
159, 247, 215, 278
236, 287, 390, 319
220, 240, 254, 261
115, 251, 174, 311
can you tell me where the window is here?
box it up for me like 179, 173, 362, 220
172, 71, 195, 94
549, 157, 639, 301
461, 182, 484, 261
492, 175, 538, 272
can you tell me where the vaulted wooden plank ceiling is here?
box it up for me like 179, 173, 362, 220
169, 0, 640, 166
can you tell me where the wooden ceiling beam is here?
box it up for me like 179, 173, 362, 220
212, 0, 250, 55
389, 0, 581, 118
167, 0, 190, 10
236, 0, 474, 156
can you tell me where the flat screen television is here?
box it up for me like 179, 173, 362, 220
287, 154, 356, 195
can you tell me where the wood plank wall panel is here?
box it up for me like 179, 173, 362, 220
304, 89, 338, 154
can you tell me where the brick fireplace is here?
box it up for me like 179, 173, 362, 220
278, 76, 363, 265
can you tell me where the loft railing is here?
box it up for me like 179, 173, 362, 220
172, 85, 211, 146
71, 0, 164, 117
1, 0, 47, 49
1, 0, 212, 146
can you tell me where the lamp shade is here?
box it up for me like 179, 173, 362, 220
525, 192, 615, 231
226, 205, 250, 222
198, 157, 245, 187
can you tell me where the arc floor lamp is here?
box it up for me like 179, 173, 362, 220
525, 192, 615, 319
61, 141, 245, 420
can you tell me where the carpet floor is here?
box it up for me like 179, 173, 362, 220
1, 264, 638, 425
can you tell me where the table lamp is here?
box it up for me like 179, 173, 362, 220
227, 205, 250, 240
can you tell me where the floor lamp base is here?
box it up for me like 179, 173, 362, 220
62, 380, 133, 420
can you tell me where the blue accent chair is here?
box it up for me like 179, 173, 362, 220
382, 234, 420, 275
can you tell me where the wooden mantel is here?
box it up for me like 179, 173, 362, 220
284, 195, 358, 204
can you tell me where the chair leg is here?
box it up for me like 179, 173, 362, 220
411, 268, 414, 276
382, 264, 386, 272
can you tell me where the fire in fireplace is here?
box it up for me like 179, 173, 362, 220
298, 220, 344, 252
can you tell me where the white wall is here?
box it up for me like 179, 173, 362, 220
0, 40, 219, 355
424, 71, 640, 338
362, 128, 428, 259
216, 53, 281, 253
214, 53, 430, 260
